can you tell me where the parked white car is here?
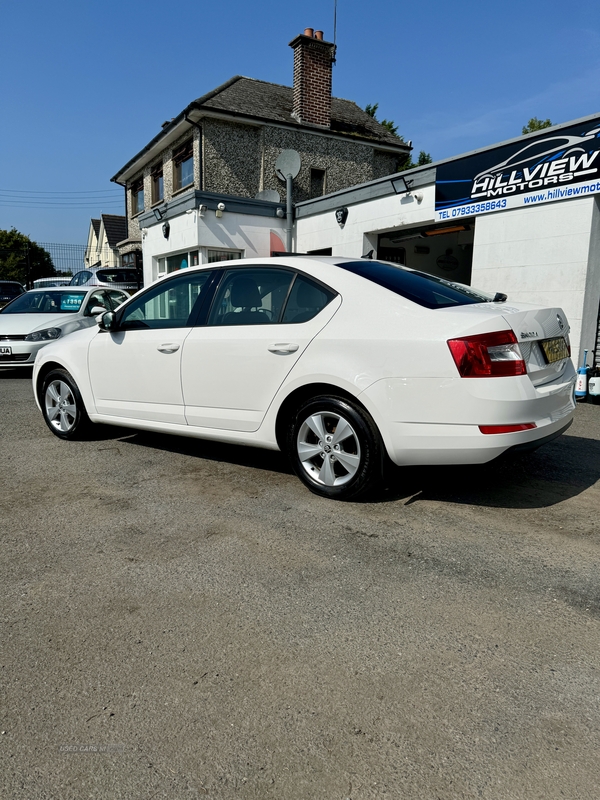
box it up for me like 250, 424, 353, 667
0, 286, 129, 368
32, 256, 576, 499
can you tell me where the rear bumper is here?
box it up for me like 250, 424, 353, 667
360, 365, 576, 466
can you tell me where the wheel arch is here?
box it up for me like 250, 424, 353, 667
274, 382, 377, 452
36, 361, 68, 403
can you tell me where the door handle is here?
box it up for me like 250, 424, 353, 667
268, 342, 300, 354
157, 343, 180, 353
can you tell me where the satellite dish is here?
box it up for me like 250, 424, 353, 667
275, 149, 301, 181
255, 189, 281, 203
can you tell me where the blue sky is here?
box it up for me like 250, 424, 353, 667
1, 0, 599, 244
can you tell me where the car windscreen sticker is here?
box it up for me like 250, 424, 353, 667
435, 116, 600, 221
60, 294, 84, 311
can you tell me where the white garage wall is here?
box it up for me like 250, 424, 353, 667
471, 196, 596, 367
295, 185, 437, 257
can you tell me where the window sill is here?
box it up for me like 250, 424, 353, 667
172, 183, 194, 197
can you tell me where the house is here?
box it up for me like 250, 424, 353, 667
84, 214, 128, 268
111, 28, 411, 285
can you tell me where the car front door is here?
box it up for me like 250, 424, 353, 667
181, 268, 340, 432
88, 270, 213, 424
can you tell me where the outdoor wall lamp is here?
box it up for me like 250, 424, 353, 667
276, 207, 285, 218
391, 176, 414, 194
216, 202, 226, 218
153, 207, 163, 221
162, 221, 170, 239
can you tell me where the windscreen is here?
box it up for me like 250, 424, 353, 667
335, 260, 492, 309
0, 291, 87, 314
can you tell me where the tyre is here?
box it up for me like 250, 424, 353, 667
286, 395, 384, 500
41, 369, 92, 440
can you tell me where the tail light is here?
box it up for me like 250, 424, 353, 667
448, 330, 526, 377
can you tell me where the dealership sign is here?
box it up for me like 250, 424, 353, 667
435, 118, 600, 221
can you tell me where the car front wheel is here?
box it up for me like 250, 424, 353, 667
287, 395, 383, 500
41, 369, 92, 440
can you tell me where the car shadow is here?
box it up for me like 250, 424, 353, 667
113, 428, 600, 510
0, 367, 33, 379
380, 433, 600, 509
116, 430, 294, 475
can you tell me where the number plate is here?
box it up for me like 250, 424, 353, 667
0, 346, 12, 355
540, 337, 569, 364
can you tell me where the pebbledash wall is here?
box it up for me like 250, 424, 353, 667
294, 113, 600, 368
134, 117, 399, 281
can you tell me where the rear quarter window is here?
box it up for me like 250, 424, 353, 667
335, 260, 489, 309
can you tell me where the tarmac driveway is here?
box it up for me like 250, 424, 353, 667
1, 369, 599, 799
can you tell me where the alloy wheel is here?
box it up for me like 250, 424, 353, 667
45, 380, 77, 434
296, 411, 361, 487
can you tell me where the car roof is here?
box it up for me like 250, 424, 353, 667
0, 280, 24, 285
25, 286, 95, 292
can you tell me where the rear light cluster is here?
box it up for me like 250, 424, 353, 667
447, 330, 526, 378
479, 423, 536, 435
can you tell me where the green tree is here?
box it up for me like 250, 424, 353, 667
366, 102, 404, 140
0, 228, 55, 286
366, 103, 432, 171
398, 150, 434, 171
522, 117, 553, 135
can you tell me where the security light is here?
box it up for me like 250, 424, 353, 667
391, 176, 413, 194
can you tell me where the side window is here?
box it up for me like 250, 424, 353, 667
120, 271, 212, 330
281, 275, 336, 323
84, 290, 109, 315
208, 268, 294, 326
105, 290, 129, 310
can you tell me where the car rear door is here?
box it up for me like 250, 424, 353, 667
181, 268, 340, 432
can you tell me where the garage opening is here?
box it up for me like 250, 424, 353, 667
377, 220, 475, 285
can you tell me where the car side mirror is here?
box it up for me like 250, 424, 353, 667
90, 306, 106, 316
97, 311, 117, 331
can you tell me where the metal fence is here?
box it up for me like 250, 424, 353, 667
37, 242, 87, 275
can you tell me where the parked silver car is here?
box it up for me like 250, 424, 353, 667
0, 286, 129, 368
69, 266, 142, 294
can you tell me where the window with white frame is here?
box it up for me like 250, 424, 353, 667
156, 249, 200, 279
207, 249, 243, 263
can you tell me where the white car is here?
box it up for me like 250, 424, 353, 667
0, 286, 129, 368
32, 257, 576, 500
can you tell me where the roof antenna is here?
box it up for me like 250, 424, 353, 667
361, 249, 374, 260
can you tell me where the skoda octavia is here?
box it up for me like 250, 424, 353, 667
32, 257, 576, 500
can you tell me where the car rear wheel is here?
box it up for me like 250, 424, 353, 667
42, 369, 92, 440
287, 396, 383, 500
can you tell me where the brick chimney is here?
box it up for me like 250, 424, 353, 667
289, 28, 336, 128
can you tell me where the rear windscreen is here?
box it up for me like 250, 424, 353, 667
335, 260, 491, 309
96, 269, 139, 283
0, 284, 22, 296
